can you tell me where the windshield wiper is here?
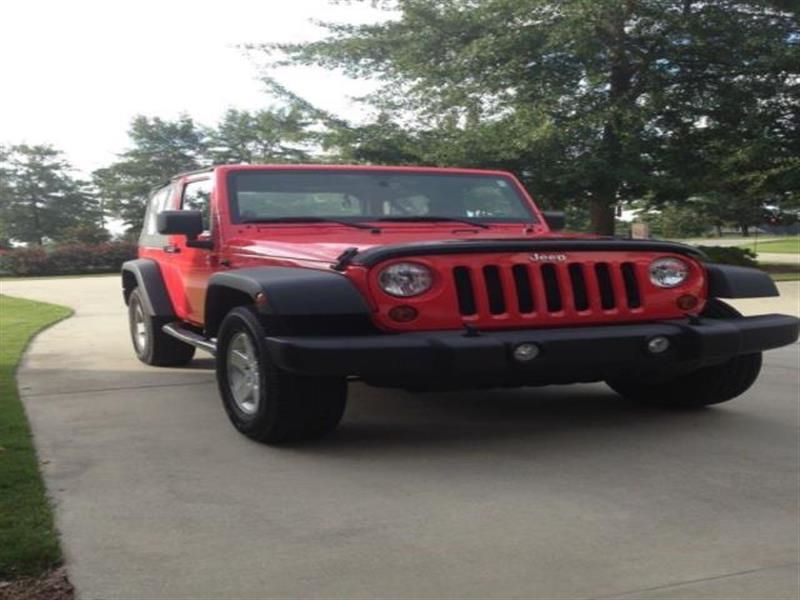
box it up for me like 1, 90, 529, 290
240, 216, 380, 231
372, 216, 490, 229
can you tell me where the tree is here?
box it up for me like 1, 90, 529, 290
0, 144, 101, 245
93, 115, 206, 233
265, 0, 799, 234
206, 107, 313, 164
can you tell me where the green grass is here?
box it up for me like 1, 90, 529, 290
0, 272, 117, 281
0, 295, 71, 579
739, 237, 800, 254
770, 272, 800, 282
759, 263, 800, 282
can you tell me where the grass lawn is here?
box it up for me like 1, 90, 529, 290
770, 272, 800, 282
0, 295, 71, 580
0, 272, 117, 281
739, 237, 800, 254
759, 263, 800, 282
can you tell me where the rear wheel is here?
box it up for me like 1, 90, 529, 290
606, 300, 763, 408
128, 288, 195, 366
216, 306, 347, 444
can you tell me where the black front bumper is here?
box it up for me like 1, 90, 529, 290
264, 314, 799, 386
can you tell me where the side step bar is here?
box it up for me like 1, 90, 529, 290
162, 323, 217, 356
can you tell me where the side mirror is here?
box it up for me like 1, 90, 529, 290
157, 210, 212, 249
542, 210, 565, 231
158, 210, 203, 238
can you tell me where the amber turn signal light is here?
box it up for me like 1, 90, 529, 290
676, 294, 699, 311
388, 305, 418, 322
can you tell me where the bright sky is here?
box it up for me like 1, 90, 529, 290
0, 0, 387, 175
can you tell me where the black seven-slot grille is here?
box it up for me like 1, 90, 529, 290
452, 261, 642, 317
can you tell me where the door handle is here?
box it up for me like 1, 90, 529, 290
163, 244, 180, 254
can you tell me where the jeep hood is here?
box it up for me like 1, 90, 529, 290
227, 227, 596, 265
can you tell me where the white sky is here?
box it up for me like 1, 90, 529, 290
0, 0, 387, 175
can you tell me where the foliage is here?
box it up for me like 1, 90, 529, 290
92, 115, 206, 233
0, 145, 103, 245
0, 295, 71, 578
0, 242, 136, 276
695, 245, 758, 267
206, 107, 313, 164
637, 203, 712, 238
56, 224, 111, 245
92, 107, 322, 234
264, 0, 799, 234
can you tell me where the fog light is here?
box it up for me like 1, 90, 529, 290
647, 336, 670, 354
676, 294, 699, 311
388, 305, 418, 322
513, 343, 540, 362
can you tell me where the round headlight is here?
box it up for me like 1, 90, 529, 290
649, 257, 689, 288
378, 262, 433, 297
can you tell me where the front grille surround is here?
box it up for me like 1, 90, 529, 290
366, 251, 707, 331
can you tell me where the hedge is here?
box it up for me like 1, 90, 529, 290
0, 242, 137, 276
695, 245, 759, 267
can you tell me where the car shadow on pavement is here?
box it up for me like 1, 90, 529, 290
288, 383, 747, 453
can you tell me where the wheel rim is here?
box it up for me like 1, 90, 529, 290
132, 302, 147, 353
226, 331, 261, 415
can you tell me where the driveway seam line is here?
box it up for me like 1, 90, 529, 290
597, 561, 800, 599
21, 379, 215, 398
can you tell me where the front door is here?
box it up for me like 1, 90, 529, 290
173, 177, 216, 325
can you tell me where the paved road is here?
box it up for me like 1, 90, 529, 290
2, 276, 799, 599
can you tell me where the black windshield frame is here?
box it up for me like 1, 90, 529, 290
226, 169, 538, 225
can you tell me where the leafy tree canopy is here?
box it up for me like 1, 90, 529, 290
0, 144, 101, 245
264, 0, 799, 234
94, 107, 322, 233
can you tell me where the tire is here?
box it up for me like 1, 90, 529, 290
128, 287, 195, 366
606, 299, 763, 408
216, 306, 347, 444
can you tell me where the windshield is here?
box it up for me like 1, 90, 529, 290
227, 170, 536, 224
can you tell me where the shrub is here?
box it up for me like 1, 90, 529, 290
0, 247, 50, 276
0, 242, 137, 276
695, 245, 758, 267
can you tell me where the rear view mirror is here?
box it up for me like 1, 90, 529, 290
542, 210, 565, 231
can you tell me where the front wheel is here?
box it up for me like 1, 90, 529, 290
216, 306, 347, 444
606, 300, 763, 408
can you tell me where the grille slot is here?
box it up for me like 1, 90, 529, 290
540, 264, 563, 312
567, 264, 589, 311
483, 266, 506, 314
595, 263, 615, 309
511, 265, 535, 313
621, 262, 642, 308
453, 267, 477, 315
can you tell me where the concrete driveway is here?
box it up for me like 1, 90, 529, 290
2, 275, 799, 599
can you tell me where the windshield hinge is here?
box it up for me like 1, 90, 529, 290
332, 247, 360, 271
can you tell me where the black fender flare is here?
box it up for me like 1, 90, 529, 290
706, 263, 779, 299
205, 267, 372, 337
121, 259, 176, 318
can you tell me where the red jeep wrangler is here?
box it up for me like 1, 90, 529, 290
122, 165, 799, 444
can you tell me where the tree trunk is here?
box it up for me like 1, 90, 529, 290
30, 196, 43, 245
590, 199, 616, 235
741, 223, 750, 237
589, 4, 634, 238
